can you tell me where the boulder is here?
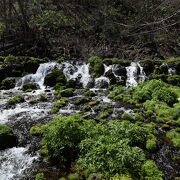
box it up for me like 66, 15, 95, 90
0, 78, 15, 90
0, 124, 18, 150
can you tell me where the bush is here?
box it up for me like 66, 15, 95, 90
141, 160, 163, 180
42, 115, 91, 167
30, 124, 45, 136
134, 79, 165, 102
152, 87, 178, 106
7, 95, 24, 106
167, 75, 180, 86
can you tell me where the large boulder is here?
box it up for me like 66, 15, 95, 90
0, 124, 18, 150
44, 68, 67, 87
105, 69, 116, 84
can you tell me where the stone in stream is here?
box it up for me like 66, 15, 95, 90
0, 124, 18, 150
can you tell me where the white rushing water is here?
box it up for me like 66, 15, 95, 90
16, 62, 60, 89
126, 62, 146, 87
0, 147, 37, 180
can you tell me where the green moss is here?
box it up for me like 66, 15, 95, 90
52, 97, 68, 113
35, 173, 46, 180
60, 88, 74, 97
74, 97, 90, 105
141, 160, 163, 180
68, 173, 79, 180
0, 124, 13, 135
167, 75, 180, 86
0, 78, 15, 90
59, 177, 66, 180
146, 135, 157, 151
122, 112, 134, 121
88, 56, 104, 77
99, 111, 110, 119
7, 95, 24, 106
88, 100, 99, 106
30, 124, 45, 136
22, 84, 38, 91
44, 68, 66, 87
166, 130, 180, 148
110, 174, 132, 180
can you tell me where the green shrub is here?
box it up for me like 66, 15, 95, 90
152, 87, 178, 106
122, 112, 134, 121
42, 115, 91, 167
7, 95, 24, 106
52, 97, 68, 113
141, 160, 163, 180
134, 79, 165, 102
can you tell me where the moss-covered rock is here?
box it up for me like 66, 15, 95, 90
0, 124, 18, 150
166, 130, 180, 148
88, 56, 104, 77
139, 60, 155, 75
30, 124, 45, 136
44, 68, 66, 87
7, 95, 25, 106
60, 88, 74, 97
167, 75, 180, 86
22, 83, 39, 91
0, 78, 15, 90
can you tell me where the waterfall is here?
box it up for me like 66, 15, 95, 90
0, 147, 37, 180
16, 62, 60, 90
126, 62, 146, 87
62, 62, 91, 87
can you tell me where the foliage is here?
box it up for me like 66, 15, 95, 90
30, 124, 45, 136
67, 173, 79, 180
35, 173, 46, 180
166, 130, 180, 148
52, 97, 68, 113
7, 95, 24, 106
0, 78, 15, 90
88, 56, 104, 77
141, 160, 163, 180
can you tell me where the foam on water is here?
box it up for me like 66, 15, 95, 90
0, 147, 37, 180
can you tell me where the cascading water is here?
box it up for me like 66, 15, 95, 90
126, 62, 146, 87
16, 62, 60, 89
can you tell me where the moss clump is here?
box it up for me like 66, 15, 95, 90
89, 100, 99, 106
141, 160, 163, 180
146, 135, 157, 151
7, 95, 24, 106
52, 97, 68, 113
99, 111, 110, 119
166, 130, 180, 148
122, 112, 134, 121
35, 173, 46, 180
30, 124, 45, 136
22, 83, 38, 91
0, 78, 15, 90
88, 56, 104, 77
167, 75, 180, 86
74, 97, 90, 105
44, 68, 66, 87
60, 88, 74, 97
0, 124, 18, 150
68, 173, 79, 180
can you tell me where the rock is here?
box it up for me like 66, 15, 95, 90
0, 124, 18, 150
139, 60, 154, 75
44, 68, 66, 87
0, 78, 15, 90
113, 64, 127, 76
105, 69, 116, 84
176, 62, 180, 75
22, 83, 39, 91
60, 88, 74, 97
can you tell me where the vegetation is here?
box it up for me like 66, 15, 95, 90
7, 95, 25, 106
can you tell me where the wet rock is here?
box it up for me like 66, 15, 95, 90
60, 88, 74, 97
44, 68, 66, 87
22, 83, 39, 91
0, 124, 18, 150
113, 64, 127, 76
105, 69, 116, 84
139, 60, 154, 75
0, 78, 15, 90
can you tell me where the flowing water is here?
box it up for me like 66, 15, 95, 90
0, 61, 147, 179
